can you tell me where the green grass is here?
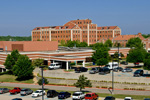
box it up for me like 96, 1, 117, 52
0, 75, 34, 83
0, 86, 150, 100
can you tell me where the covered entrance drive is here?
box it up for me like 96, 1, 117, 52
50, 55, 86, 70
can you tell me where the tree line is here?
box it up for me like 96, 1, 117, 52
0, 35, 31, 41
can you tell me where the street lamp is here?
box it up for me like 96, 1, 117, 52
39, 66, 45, 100
118, 43, 120, 68
112, 56, 114, 94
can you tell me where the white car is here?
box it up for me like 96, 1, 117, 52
124, 97, 133, 100
48, 63, 61, 70
72, 91, 85, 100
31, 90, 45, 97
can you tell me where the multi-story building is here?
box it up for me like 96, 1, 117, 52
113, 33, 150, 52
32, 19, 121, 45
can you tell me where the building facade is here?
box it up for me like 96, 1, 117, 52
32, 19, 121, 45
113, 33, 150, 52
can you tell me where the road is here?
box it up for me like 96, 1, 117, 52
1, 82, 150, 96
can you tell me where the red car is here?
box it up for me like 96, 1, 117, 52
85, 93, 98, 100
134, 62, 139, 66
9, 87, 21, 94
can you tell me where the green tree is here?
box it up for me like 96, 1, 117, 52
12, 55, 34, 80
79, 42, 88, 47
104, 39, 113, 47
74, 75, 92, 91
37, 78, 49, 85
60, 40, 66, 46
143, 53, 150, 70
4, 50, 20, 70
126, 37, 143, 49
114, 42, 121, 47
113, 52, 124, 59
92, 43, 110, 66
127, 48, 147, 63
32, 58, 44, 67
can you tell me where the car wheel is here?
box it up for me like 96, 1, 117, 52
15, 92, 17, 94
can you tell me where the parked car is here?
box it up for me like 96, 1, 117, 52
124, 97, 133, 100
9, 87, 21, 94
12, 98, 22, 100
89, 67, 99, 74
75, 67, 88, 73
113, 67, 123, 72
58, 91, 71, 99
120, 61, 128, 65
31, 90, 45, 97
105, 62, 118, 70
20, 88, 33, 96
48, 63, 61, 70
104, 96, 115, 100
134, 62, 139, 66
133, 69, 144, 77
47, 90, 58, 98
0, 88, 9, 94
122, 68, 133, 72
85, 93, 98, 100
72, 91, 85, 100
99, 67, 110, 75
144, 98, 150, 100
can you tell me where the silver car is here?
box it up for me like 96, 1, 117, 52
0, 88, 9, 94
89, 67, 99, 74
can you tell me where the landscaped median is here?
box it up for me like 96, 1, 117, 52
37, 73, 150, 90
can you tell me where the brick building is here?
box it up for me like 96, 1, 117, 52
113, 33, 150, 52
32, 19, 121, 45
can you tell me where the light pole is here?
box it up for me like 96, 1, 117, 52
118, 43, 120, 68
39, 66, 45, 100
112, 56, 114, 94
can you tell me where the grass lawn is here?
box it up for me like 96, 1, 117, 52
0, 86, 150, 100
0, 75, 34, 83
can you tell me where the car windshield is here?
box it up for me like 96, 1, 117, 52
85, 94, 91, 97
59, 92, 65, 95
91, 68, 96, 70
73, 93, 80, 96
35, 91, 40, 93
105, 65, 110, 67
14, 88, 18, 89
50, 64, 55, 66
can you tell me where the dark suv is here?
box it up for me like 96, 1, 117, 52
58, 92, 71, 99
75, 67, 88, 73
134, 69, 144, 77
99, 67, 110, 75
47, 90, 58, 98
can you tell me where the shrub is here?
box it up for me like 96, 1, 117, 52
37, 78, 49, 85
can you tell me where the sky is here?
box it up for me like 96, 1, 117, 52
0, 0, 150, 36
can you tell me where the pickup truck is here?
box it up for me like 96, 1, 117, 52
48, 63, 61, 70
9, 87, 21, 94
85, 93, 98, 100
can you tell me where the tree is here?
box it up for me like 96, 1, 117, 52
12, 55, 34, 80
4, 50, 20, 70
79, 42, 88, 47
92, 43, 110, 66
143, 53, 150, 70
74, 75, 92, 91
60, 40, 66, 46
127, 48, 147, 63
104, 39, 113, 47
126, 37, 143, 49
32, 58, 44, 67
37, 78, 49, 85
113, 52, 124, 59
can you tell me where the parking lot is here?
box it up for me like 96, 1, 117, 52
0, 93, 123, 100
